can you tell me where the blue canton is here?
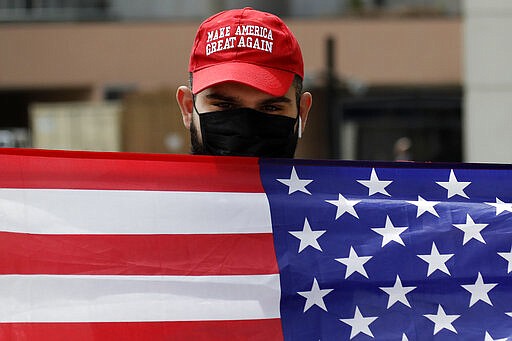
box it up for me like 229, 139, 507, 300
260, 159, 512, 341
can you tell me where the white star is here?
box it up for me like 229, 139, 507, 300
507, 312, 512, 318
485, 198, 512, 216
371, 215, 408, 247
379, 275, 417, 308
325, 194, 361, 219
335, 246, 373, 279
417, 242, 454, 277
407, 196, 440, 218
289, 218, 326, 253
297, 278, 333, 312
277, 166, 313, 195
461, 272, 498, 307
453, 214, 488, 245
436, 169, 471, 199
339, 306, 378, 339
498, 246, 512, 273
484, 331, 508, 341
402, 334, 409, 341
423, 304, 460, 335
357, 168, 393, 196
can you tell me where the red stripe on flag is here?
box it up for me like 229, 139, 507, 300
0, 319, 284, 341
0, 232, 278, 275
0, 148, 263, 192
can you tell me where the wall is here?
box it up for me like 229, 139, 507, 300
464, 0, 512, 163
0, 18, 461, 93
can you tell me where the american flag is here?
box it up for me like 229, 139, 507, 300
0, 149, 511, 340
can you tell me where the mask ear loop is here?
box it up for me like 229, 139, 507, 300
298, 115, 302, 139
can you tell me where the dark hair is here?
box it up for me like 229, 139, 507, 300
292, 75, 303, 109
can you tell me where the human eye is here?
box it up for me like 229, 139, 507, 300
212, 101, 235, 110
261, 104, 282, 113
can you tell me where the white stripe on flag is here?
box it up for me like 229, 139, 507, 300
0, 274, 281, 322
0, 189, 271, 234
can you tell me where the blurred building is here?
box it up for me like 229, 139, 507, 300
0, 0, 474, 161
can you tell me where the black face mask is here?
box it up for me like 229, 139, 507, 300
194, 107, 298, 158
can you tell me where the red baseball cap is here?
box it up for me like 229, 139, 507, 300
189, 7, 304, 97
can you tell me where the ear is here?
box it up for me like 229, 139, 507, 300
176, 86, 194, 129
298, 91, 312, 135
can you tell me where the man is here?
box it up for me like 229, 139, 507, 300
176, 7, 312, 158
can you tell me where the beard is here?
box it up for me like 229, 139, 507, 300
190, 119, 207, 155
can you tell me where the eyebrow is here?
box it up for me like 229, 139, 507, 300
205, 93, 239, 103
260, 96, 292, 106
205, 92, 292, 106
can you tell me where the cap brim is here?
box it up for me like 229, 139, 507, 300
192, 62, 295, 97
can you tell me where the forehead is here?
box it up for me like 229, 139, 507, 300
198, 82, 295, 102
